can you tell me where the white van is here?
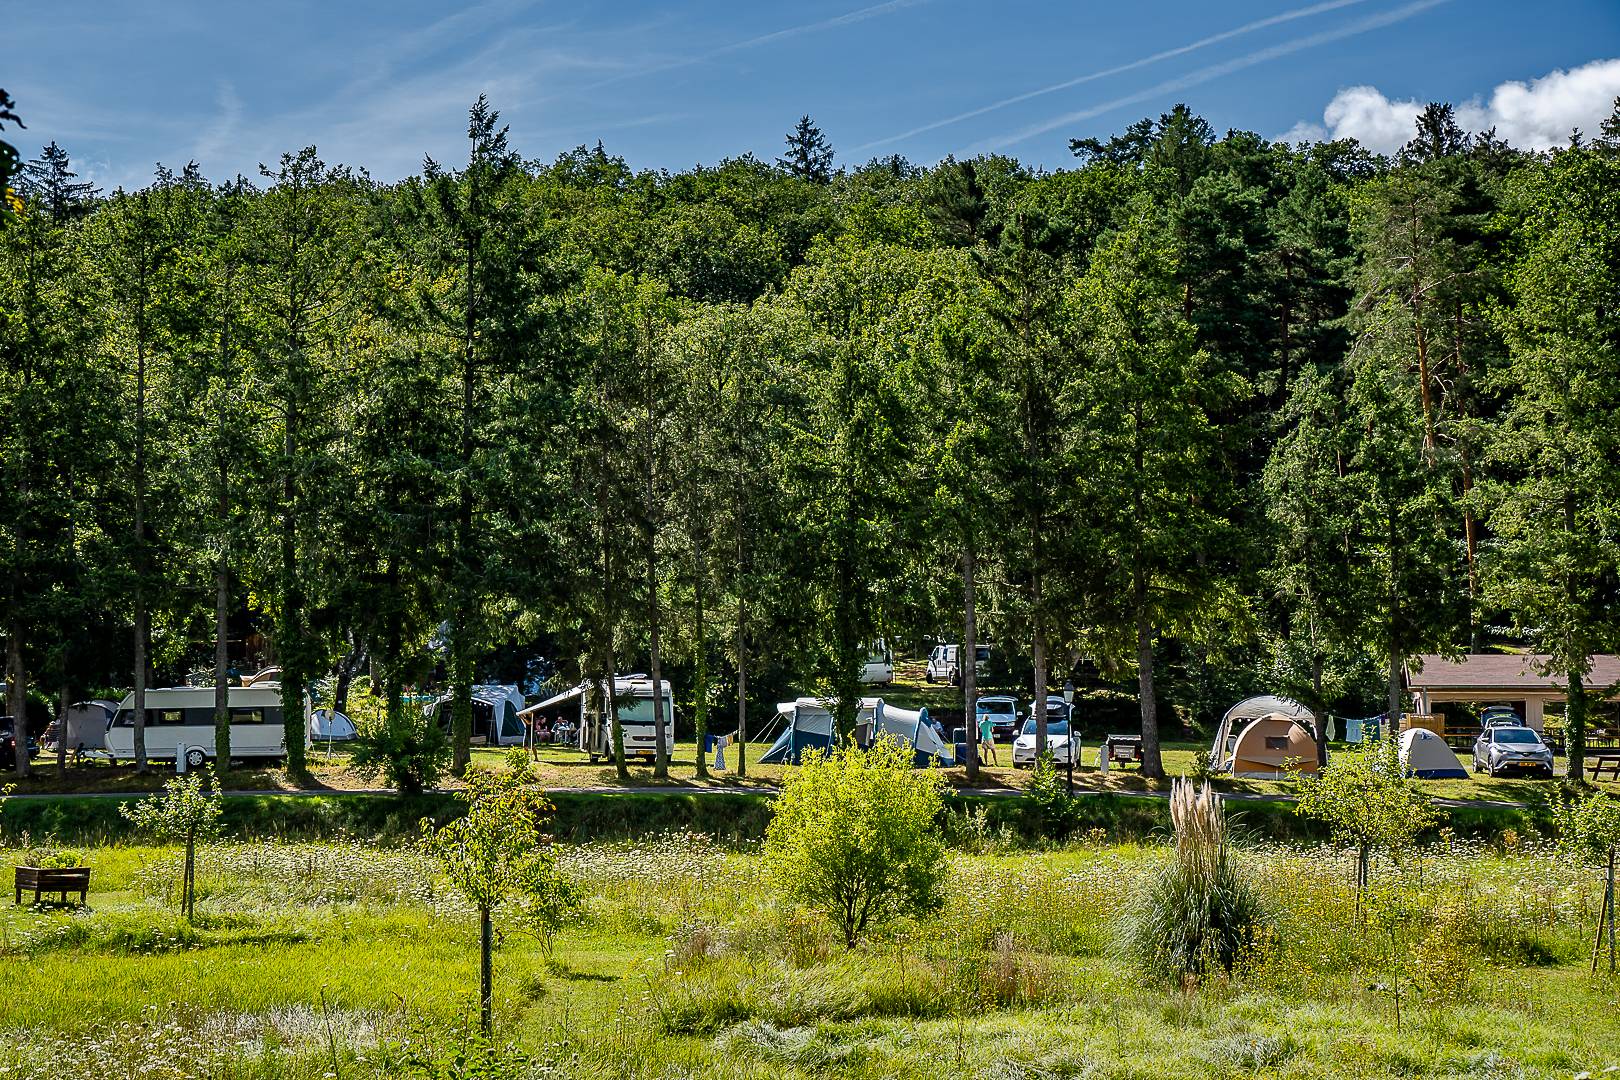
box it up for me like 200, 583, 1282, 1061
925, 644, 990, 685
106, 685, 301, 769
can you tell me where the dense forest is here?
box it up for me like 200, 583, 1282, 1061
3, 95, 1619, 781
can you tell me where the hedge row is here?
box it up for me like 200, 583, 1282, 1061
0, 787, 1551, 848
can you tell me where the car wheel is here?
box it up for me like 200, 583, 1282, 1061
184, 747, 208, 771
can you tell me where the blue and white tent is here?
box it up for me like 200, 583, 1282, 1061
1399, 727, 1467, 779
858, 697, 954, 767
759, 698, 837, 765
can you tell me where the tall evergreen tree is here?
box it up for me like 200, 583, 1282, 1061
777, 116, 835, 184
20, 142, 100, 222
1486, 136, 1620, 779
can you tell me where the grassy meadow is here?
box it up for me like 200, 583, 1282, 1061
1, 827, 1617, 1078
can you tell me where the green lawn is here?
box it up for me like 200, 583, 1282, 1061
2, 832, 1617, 1077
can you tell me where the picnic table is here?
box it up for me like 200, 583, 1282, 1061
1589, 754, 1620, 782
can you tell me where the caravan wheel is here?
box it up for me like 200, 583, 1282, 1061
184, 747, 208, 771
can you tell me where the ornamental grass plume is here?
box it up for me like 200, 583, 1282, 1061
1121, 777, 1271, 982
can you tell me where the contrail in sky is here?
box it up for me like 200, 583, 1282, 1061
855, 0, 1369, 152
585, 0, 931, 91
980, 0, 1452, 152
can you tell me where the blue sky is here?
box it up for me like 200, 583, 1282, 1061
8, 0, 1620, 190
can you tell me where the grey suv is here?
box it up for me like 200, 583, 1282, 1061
1472, 725, 1554, 778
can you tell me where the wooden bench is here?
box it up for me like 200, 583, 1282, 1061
1589, 755, 1620, 782
14, 866, 89, 906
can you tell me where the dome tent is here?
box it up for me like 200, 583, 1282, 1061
856, 697, 954, 767
309, 708, 358, 742
759, 698, 836, 765
1398, 727, 1467, 779
1212, 695, 1320, 779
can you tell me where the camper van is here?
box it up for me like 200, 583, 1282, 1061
106, 685, 301, 769
528, 676, 675, 762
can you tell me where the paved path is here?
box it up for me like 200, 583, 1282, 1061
0, 783, 1532, 811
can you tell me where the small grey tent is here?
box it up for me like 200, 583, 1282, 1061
309, 708, 358, 742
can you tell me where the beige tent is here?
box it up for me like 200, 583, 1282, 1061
1228, 712, 1320, 779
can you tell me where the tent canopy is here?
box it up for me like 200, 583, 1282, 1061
1213, 695, 1317, 773
1399, 728, 1467, 779
760, 698, 836, 764
1228, 712, 1319, 778
309, 709, 357, 741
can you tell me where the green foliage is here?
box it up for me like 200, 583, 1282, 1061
349, 687, 450, 796
1295, 739, 1440, 871
118, 769, 225, 844
423, 760, 580, 948
1555, 791, 1620, 864
764, 739, 948, 947
118, 770, 224, 920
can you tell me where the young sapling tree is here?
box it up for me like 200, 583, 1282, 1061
422, 754, 579, 1033
119, 769, 224, 922
1555, 791, 1620, 973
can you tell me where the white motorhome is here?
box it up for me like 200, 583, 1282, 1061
524, 676, 675, 762
106, 685, 302, 769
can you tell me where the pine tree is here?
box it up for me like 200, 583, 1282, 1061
20, 142, 100, 222
777, 116, 835, 184
1486, 138, 1620, 779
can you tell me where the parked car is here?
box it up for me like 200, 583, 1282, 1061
1472, 724, 1554, 777
0, 717, 19, 770
975, 695, 1021, 740
925, 644, 990, 685
1012, 717, 1079, 767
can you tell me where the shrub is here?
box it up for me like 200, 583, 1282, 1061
350, 687, 450, 796
1120, 779, 1271, 981
1295, 739, 1440, 900
764, 738, 948, 948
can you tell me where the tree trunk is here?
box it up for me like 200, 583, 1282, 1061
449, 632, 473, 778
56, 685, 69, 777
648, 531, 668, 779
735, 597, 748, 778
479, 903, 494, 1034
183, 825, 196, 923
693, 550, 710, 780
1566, 666, 1587, 786
133, 285, 149, 774
6, 635, 26, 779
1031, 528, 1048, 760
606, 648, 627, 781
962, 543, 979, 783
214, 557, 232, 772
332, 640, 363, 716
1312, 653, 1329, 767
1387, 645, 1404, 732
1136, 573, 1163, 779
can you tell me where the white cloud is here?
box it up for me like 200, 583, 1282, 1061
1289, 57, 1620, 154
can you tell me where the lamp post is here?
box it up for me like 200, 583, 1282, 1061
1063, 679, 1076, 795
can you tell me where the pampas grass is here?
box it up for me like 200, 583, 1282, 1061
1120, 778, 1271, 981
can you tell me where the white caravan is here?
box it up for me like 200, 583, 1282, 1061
106, 685, 302, 769
523, 676, 675, 763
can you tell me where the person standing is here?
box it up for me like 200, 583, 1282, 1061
977, 710, 998, 767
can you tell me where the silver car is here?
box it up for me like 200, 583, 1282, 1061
1471, 725, 1554, 778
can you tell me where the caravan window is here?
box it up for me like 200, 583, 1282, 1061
149, 709, 187, 726
230, 707, 281, 725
